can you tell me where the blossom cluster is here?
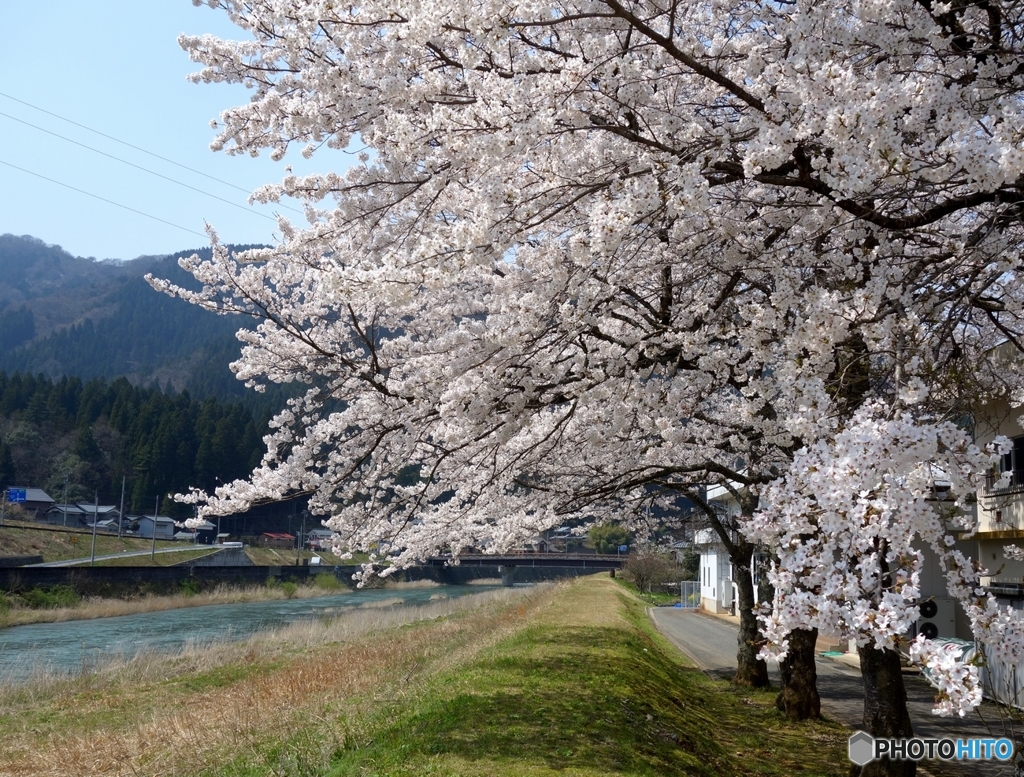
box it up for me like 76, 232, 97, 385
165, 0, 1024, 710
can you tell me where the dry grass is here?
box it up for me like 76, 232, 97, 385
0, 524, 181, 563
92, 549, 218, 566
0, 579, 850, 777
0, 584, 548, 777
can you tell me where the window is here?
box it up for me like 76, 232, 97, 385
989, 435, 1024, 493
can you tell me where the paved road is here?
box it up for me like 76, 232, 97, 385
649, 607, 1015, 777
27, 546, 221, 567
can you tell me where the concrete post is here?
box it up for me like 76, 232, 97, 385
498, 564, 516, 587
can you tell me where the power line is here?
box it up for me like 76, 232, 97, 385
0, 89, 304, 215
0, 110, 279, 223
0, 159, 210, 240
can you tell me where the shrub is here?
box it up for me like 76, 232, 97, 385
622, 548, 684, 594
180, 579, 201, 597
313, 572, 341, 590
588, 523, 633, 554
280, 581, 299, 599
18, 585, 81, 609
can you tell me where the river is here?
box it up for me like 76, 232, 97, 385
0, 584, 501, 683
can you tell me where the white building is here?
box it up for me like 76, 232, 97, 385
693, 481, 768, 615
694, 478, 966, 640
970, 361, 1024, 603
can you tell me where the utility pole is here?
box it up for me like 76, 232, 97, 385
117, 475, 125, 540
62, 470, 69, 527
90, 492, 98, 566
151, 494, 160, 560
297, 510, 308, 566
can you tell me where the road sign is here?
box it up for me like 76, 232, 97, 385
6, 488, 26, 503
618, 544, 629, 553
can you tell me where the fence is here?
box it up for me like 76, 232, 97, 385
679, 580, 700, 609
918, 639, 1024, 711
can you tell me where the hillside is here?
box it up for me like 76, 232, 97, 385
0, 234, 276, 402
0, 372, 268, 513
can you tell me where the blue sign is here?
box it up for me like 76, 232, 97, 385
618, 545, 629, 553
7, 488, 26, 503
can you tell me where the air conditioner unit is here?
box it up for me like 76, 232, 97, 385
912, 598, 957, 640
720, 578, 734, 609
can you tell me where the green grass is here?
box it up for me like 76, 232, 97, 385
93, 548, 218, 566
163, 660, 279, 694
197, 579, 846, 777
242, 546, 372, 566
313, 583, 847, 777
613, 577, 681, 606
0, 579, 849, 777
0, 523, 183, 562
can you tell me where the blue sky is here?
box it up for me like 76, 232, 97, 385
1, 2, 342, 261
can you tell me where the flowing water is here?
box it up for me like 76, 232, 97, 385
0, 584, 500, 683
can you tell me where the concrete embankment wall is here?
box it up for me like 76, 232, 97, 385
0, 562, 604, 592
188, 548, 254, 566
0, 555, 44, 568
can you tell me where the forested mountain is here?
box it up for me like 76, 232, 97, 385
0, 372, 268, 516
0, 234, 285, 405
0, 235, 310, 520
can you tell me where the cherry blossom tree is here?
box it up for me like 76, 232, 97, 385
163, 1, 1024, 770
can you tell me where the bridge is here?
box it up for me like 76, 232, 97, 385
425, 553, 626, 586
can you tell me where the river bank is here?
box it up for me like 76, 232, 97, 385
0, 577, 849, 777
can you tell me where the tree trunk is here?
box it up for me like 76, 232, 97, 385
854, 644, 915, 777
732, 542, 770, 687
776, 627, 821, 720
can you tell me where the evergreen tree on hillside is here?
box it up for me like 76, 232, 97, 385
0, 306, 35, 353
0, 439, 14, 487
0, 371, 269, 515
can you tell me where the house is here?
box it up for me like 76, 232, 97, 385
523, 534, 552, 553
5, 487, 55, 521
971, 376, 1024, 605
693, 478, 964, 639
192, 520, 217, 544
305, 528, 334, 550
45, 503, 89, 526
694, 526, 733, 614
46, 503, 121, 527
85, 505, 121, 525
693, 481, 769, 615
137, 515, 175, 540
258, 532, 295, 549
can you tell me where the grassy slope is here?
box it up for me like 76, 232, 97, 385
241, 548, 374, 565
1, 521, 374, 567
323, 578, 847, 777
0, 578, 848, 777
0, 522, 183, 562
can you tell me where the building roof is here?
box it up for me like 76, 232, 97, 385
8, 487, 55, 504
693, 528, 723, 547
139, 515, 176, 525
52, 504, 120, 515
49, 504, 87, 515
